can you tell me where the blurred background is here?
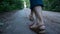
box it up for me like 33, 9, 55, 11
0, 0, 60, 34
25, 0, 60, 12
0, 0, 60, 12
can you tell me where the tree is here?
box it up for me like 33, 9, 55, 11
0, 0, 24, 13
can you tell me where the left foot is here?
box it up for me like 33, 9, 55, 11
29, 15, 34, 21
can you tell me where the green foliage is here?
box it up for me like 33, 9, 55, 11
25, 0, 30, 8
25, 0, 60, 12
43, 0, 60, 12
0, 0, 24, 12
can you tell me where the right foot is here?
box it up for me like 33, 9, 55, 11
39, 25, 45, 34
29, 23, 45, 34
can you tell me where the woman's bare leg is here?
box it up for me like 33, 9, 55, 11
29, 10, 34, 21
34, 6, 45, 33
34, 6, 44, 25
29, 6, 45, 33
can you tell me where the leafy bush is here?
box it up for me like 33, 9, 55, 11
43, 0, 60, 12
0, 0, 24, 12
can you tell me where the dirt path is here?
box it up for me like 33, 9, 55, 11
0, 8, 60, 34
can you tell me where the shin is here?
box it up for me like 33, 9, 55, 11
34, 6, 44, 25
